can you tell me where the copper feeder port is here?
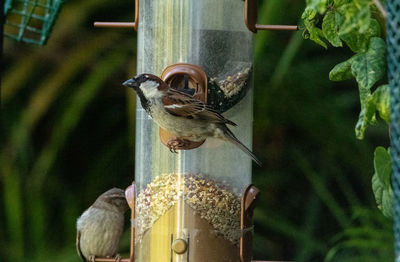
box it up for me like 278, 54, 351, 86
159, 63, 208, 151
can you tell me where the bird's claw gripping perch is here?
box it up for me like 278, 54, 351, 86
167, 138, 191, 153
89, 255, 96, 262
114, 254, 122, 262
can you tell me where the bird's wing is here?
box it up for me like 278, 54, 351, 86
76, 230, 86, 262
162, 89, 237, 126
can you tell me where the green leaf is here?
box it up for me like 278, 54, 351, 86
322, 11, 343, 47
338, 1, 371, 36
301, 6, 318, 20
301, 0, 330, 48
372, 147, 393, 218
351, 37, 386, 101
355, 95, 377, 139
303, 19, 328, 49
340, 19, 381, 53
334, 0, 350, 7
329, 56, 355, 81
372, 85, 390, 123
374, 147, 392, 187
303, 0, 328, 17
354, 84, 389, 139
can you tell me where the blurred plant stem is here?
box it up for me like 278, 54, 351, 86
1, 34, 119, 260
2, 0, 110, 104
254, 208, 327, 253
126, 55, 137, 168
1, 161, 24, 261
269, 32, 303, 89
254, 0, 287, 59
294, 195, 322, 261
27, 50, 128, 256
294, 150, 351, 228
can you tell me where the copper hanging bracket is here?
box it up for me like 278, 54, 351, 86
159, 63, 208, 151
93, 0, 139, 30
244, 0, 298, 33
240, 184, 260, 262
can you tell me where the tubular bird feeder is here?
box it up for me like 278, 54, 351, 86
94, 0, 297, 261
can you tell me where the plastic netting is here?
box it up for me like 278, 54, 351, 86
3, 0, 63, 45
387, 0, 400, 260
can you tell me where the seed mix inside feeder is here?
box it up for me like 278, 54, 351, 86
208, 61, 253, 113
135, 173, 245, 262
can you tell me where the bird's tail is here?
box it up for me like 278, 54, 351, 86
222, 126, 262, 166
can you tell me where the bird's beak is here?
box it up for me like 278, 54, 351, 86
122, 78, 138, 89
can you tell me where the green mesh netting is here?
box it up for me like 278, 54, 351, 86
387, 0, 400, 260
3, 0, 64, 45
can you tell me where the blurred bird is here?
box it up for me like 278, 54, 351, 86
123, 73, 261, 166
76, 188, 129, 262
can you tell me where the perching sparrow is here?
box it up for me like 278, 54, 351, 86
123, 73, 261, 166
76, 188, 129, 262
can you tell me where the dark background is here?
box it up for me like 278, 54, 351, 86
0, 0, 392, 261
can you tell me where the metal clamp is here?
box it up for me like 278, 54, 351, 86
93, 0, 139, 30
244, 0, 298, 33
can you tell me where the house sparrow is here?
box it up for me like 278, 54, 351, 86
76, 188, 129, 262
123, 73, 262, 166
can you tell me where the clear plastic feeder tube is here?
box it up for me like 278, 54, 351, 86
135, 0, 253, 261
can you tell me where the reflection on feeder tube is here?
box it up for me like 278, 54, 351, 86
176, 151, 185, 262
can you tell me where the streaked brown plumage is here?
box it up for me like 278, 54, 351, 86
123, 74, 261, 166
76, 188, 129, 262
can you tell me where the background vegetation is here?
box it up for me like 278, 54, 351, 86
0, 0, 392, 261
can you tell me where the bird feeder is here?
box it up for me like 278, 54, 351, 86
4, 0, 64, 45
94, 0, 297, 261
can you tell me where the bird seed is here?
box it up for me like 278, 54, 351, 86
136, 173, 241, 245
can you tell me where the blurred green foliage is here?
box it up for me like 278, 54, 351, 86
0, 0, 392, 261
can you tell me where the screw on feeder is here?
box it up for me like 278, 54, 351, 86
172, 238, 188, 254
